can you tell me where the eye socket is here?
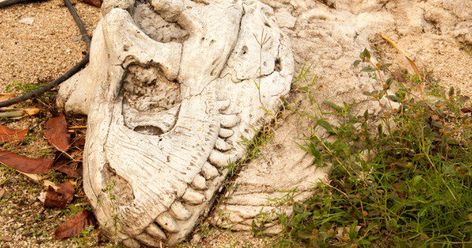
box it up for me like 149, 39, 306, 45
121, 63, 182, 136
122, 64, 181, 112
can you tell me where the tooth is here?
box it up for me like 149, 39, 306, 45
182, 187, 205, 204
202, 162, 219, 179
136, 233, 161, 247
156, 212, 179, 233
122, 238, 140, 248
192, 174, 207, 190
146, 223, 167, 240
221, 115, 240, 128
215, 138, 232, 151
170, 201, 192, 220
216, 99, 231, 111
209, 150, 234, 168
219, 128, 234, 138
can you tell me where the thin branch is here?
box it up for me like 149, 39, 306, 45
63, 0, 91, 47
0, 0, 44, 8
0, 0, 90, 108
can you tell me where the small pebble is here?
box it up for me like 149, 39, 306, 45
18, 16, 35, 25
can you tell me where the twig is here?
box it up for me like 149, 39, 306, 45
0, 55, 89, 107
63, 0, 91, 47
0, 0, 44, 8
0, 0, 90, 107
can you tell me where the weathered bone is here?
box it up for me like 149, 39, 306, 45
57, 0, 293, 246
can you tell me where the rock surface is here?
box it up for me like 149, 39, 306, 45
211, 0, 472, 233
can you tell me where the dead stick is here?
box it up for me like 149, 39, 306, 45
0, 0, 45, 8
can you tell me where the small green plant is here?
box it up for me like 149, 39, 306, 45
5, 81, 47, 94
225, 125, 274, 176
70, 224, 97, 248
278, 49, 472, 247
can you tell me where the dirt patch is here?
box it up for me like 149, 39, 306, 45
0, 0, 100, 91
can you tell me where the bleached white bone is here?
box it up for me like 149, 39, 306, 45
57, 0, 293, 246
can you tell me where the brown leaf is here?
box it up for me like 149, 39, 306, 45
44, 181, 75, 208
0, 149, 53, 174
54, 162, 81, 178
24, 108, 41, 116
0, 125, 27, 143
54, 210, 96, 240
461, 107, 472, 114
44, 114, 70, 152
79, 0, 102, 7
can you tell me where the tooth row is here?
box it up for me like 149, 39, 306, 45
171, 200, 192, 220
202, 162, 219, 179
192, 174, 207, 190
122, 238, 140, 248
146, 224, 167, 240
209, 150, 235, 168
182, 187, 206, 204
136, 232, 161, 247
156, 212, 179, 233
215, 138, 232, 151
128, 100, 239, 247
221, 115, 240, 128
219, 128, 234, 138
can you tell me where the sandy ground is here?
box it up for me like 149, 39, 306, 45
0, 0, 99, 91
0, 0, 471, 247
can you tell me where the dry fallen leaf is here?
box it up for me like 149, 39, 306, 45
54, 162, 81, 178
24, 107, 41, 116
44, 114, 70, 152
0, 93, 17, 102
44, 181, 75, 209
79, 0, 102, 7
461, 107, 472, 114
0, 149, 53, 174
54, 210, 96, 240
19, 172, 44, 182
0, 125, 28, 143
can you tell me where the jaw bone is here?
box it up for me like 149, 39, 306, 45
57, 0, 293, 246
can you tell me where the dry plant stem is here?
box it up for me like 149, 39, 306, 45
380, 33, 422, 81
0, 0, 90, 108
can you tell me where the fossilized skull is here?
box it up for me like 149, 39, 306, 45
57, 0, 293, 246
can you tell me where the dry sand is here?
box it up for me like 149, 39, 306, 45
0, 0, 100, 91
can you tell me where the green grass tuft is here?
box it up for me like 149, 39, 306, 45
5, 81, 47, 94
278, 49, 472, 247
